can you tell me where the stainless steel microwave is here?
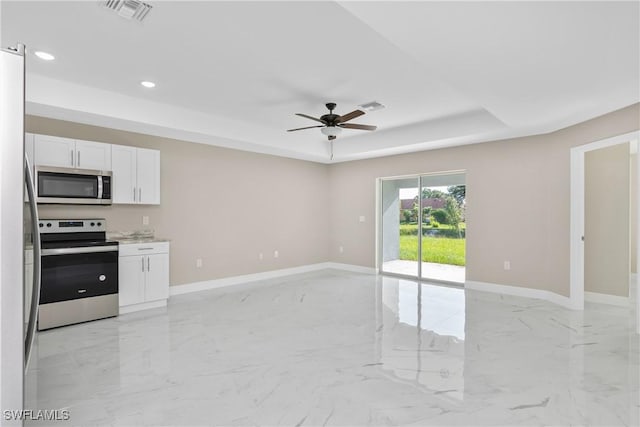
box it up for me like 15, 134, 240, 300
35, 166, 112, 205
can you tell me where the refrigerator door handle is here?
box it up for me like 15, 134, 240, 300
24, 155, 41, 370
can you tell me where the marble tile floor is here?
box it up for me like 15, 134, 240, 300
26, 270, 639, 426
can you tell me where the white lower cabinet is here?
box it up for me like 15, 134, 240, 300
119, 242, 170, 313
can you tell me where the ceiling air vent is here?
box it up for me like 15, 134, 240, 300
357, 101, 385, 112
102, 0, 152, 22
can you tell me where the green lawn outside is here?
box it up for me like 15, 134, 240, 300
399, 235, 466, 266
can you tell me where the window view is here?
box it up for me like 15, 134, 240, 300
381, 173, 466, 284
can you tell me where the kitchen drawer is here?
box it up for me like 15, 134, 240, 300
118, 241, 169, 257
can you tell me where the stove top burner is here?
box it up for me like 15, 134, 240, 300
39, 218, 111, 246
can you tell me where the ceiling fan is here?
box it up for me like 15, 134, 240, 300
287, 102, 377, 140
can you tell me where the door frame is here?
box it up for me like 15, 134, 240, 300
569, 131, 640, 327
376, 170, 466, 284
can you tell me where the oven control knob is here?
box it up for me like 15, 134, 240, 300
99, 275, 106, 282
97, 222, 102, 227
38, 223, 43, 228
46, 223, 52, 228
90, 222, 95, 227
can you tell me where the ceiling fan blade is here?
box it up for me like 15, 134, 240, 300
339, 123, 377, 131
337, 109, 365, 123
295, 113, 327, 124
287, 125, 324, 132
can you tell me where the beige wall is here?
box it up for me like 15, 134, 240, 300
27, 103, 640, 296
26, 116, 330, 287
328, 104, 640, 297
585, 143, 630, 296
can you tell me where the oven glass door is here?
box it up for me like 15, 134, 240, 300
38, 171, 99, 199
40, 250, 118, 304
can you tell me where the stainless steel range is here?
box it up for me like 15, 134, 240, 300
38, 219, 119, 330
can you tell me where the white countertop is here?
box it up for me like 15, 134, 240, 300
112, 237, 170, 244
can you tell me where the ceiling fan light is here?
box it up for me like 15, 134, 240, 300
321, 126, 342, 137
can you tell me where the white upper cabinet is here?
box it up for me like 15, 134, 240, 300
34, 134, 111, 170
34, 134, 75, 168
31, 133, 160, 206
136, 148, 160, 205
111, 145, 137, 204
75, 140, 111, 170
111, 145, 160, 205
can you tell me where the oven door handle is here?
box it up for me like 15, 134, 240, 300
41, 246, 118, 256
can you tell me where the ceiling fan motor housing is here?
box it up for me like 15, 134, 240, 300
320, 114, 340, 126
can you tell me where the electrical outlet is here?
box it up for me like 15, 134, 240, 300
259, 252, 264, 260
142, 215, 149, 225
196, 258, 203, 268
339, 246, 344, 253
359, 216, 366, 223
274, 250, 279, 258
504, 261, 511, 271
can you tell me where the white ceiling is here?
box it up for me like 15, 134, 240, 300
2, 1, 638, 163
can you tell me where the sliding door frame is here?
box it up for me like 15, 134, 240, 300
377, 170, 466, 285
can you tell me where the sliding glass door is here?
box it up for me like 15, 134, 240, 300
380, 172, 466, 284
381, 177, 420, 277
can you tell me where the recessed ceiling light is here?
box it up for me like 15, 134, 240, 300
140, 81, 156, 88
34, 51, 55, 61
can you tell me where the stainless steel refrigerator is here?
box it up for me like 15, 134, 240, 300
0, 44, 41, 420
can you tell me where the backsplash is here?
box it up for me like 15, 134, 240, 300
37, 204, 161, 237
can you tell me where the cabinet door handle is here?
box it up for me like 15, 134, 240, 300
141, 257, 145, 272
139, 188, 142, 202
77, 151, 81, 167
133, 187, 136, 202
71, 150, 74, 167
147, 256, 150, 272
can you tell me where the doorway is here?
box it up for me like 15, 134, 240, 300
570, 131, 640, 331
379, 171, 466, 284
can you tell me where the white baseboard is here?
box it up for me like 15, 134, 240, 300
585, 291, 630, 307
326, 262, 377, 274
465, 280, 574, 309
120, 299, 167, 314
169, 262, 376, 297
